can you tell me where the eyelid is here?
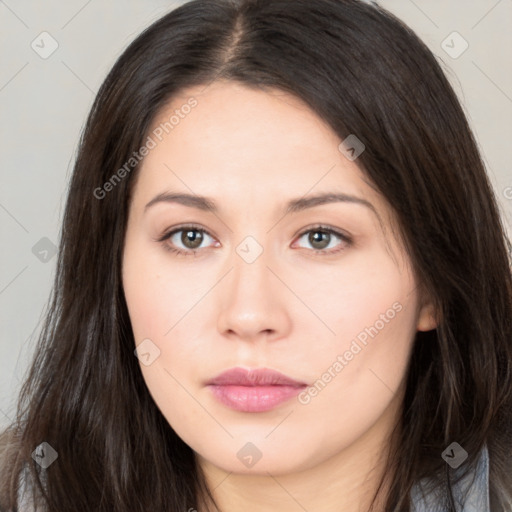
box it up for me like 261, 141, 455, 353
155, 223, 212, 243
295, 224, 352, 243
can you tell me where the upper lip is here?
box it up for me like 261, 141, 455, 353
206, 367, 307, 387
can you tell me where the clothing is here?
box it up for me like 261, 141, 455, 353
411, 444, 490, 511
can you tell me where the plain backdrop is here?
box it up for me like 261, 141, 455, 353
1, 0, 511, 429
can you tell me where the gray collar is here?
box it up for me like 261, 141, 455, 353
411, 444, 490, 511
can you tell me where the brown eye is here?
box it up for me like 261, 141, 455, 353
180, 229, 204, 249
308, 231, 331, 250
158, 225, 216, 256
295, 226, 352, 255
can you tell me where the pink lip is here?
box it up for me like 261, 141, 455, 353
206, 367, 307, 413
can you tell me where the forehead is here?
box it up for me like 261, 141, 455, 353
136, 81, 378, 205
149, 82, 339, 165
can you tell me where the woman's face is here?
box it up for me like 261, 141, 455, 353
122, 81, 436, 476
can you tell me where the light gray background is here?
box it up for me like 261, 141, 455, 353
1, 0, 511, 429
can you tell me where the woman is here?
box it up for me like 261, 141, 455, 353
1, 0, 511, 510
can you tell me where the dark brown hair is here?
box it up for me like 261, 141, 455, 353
1, 0, 511, 510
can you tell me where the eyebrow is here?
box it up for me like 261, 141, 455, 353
144, 191, 378, 217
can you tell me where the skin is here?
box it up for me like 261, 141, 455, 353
122, 81, 437, 512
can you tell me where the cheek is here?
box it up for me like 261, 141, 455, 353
122, 238, 212, 383
298, 245, 418, 395
307, 249, 415, 350
122, 245, 208, 439
123, 271, 179, 343
122, 236, 197, 343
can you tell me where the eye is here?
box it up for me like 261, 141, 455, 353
157, 224, 217, 257
156, 224, 352, 257
293, 225, 352, 254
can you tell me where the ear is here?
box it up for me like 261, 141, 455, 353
416, 299, 438, 332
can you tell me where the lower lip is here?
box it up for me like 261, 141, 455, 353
207, 384, 306, 412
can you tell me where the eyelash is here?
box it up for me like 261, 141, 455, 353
156, 223, 353, 258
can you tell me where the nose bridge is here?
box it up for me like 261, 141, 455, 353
215, 226, 290, 340
230, 206, 273, 280
230, 231, 274, 301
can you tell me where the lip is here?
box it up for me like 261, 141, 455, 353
206, 367, 308, 412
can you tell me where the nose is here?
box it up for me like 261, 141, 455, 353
216, 247, 292, 344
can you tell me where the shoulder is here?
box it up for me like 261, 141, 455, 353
411, 444, 490, 512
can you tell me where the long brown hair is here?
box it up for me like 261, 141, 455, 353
1, 0, 511, 510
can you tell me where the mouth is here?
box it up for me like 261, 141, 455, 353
205, 367, 308, 413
